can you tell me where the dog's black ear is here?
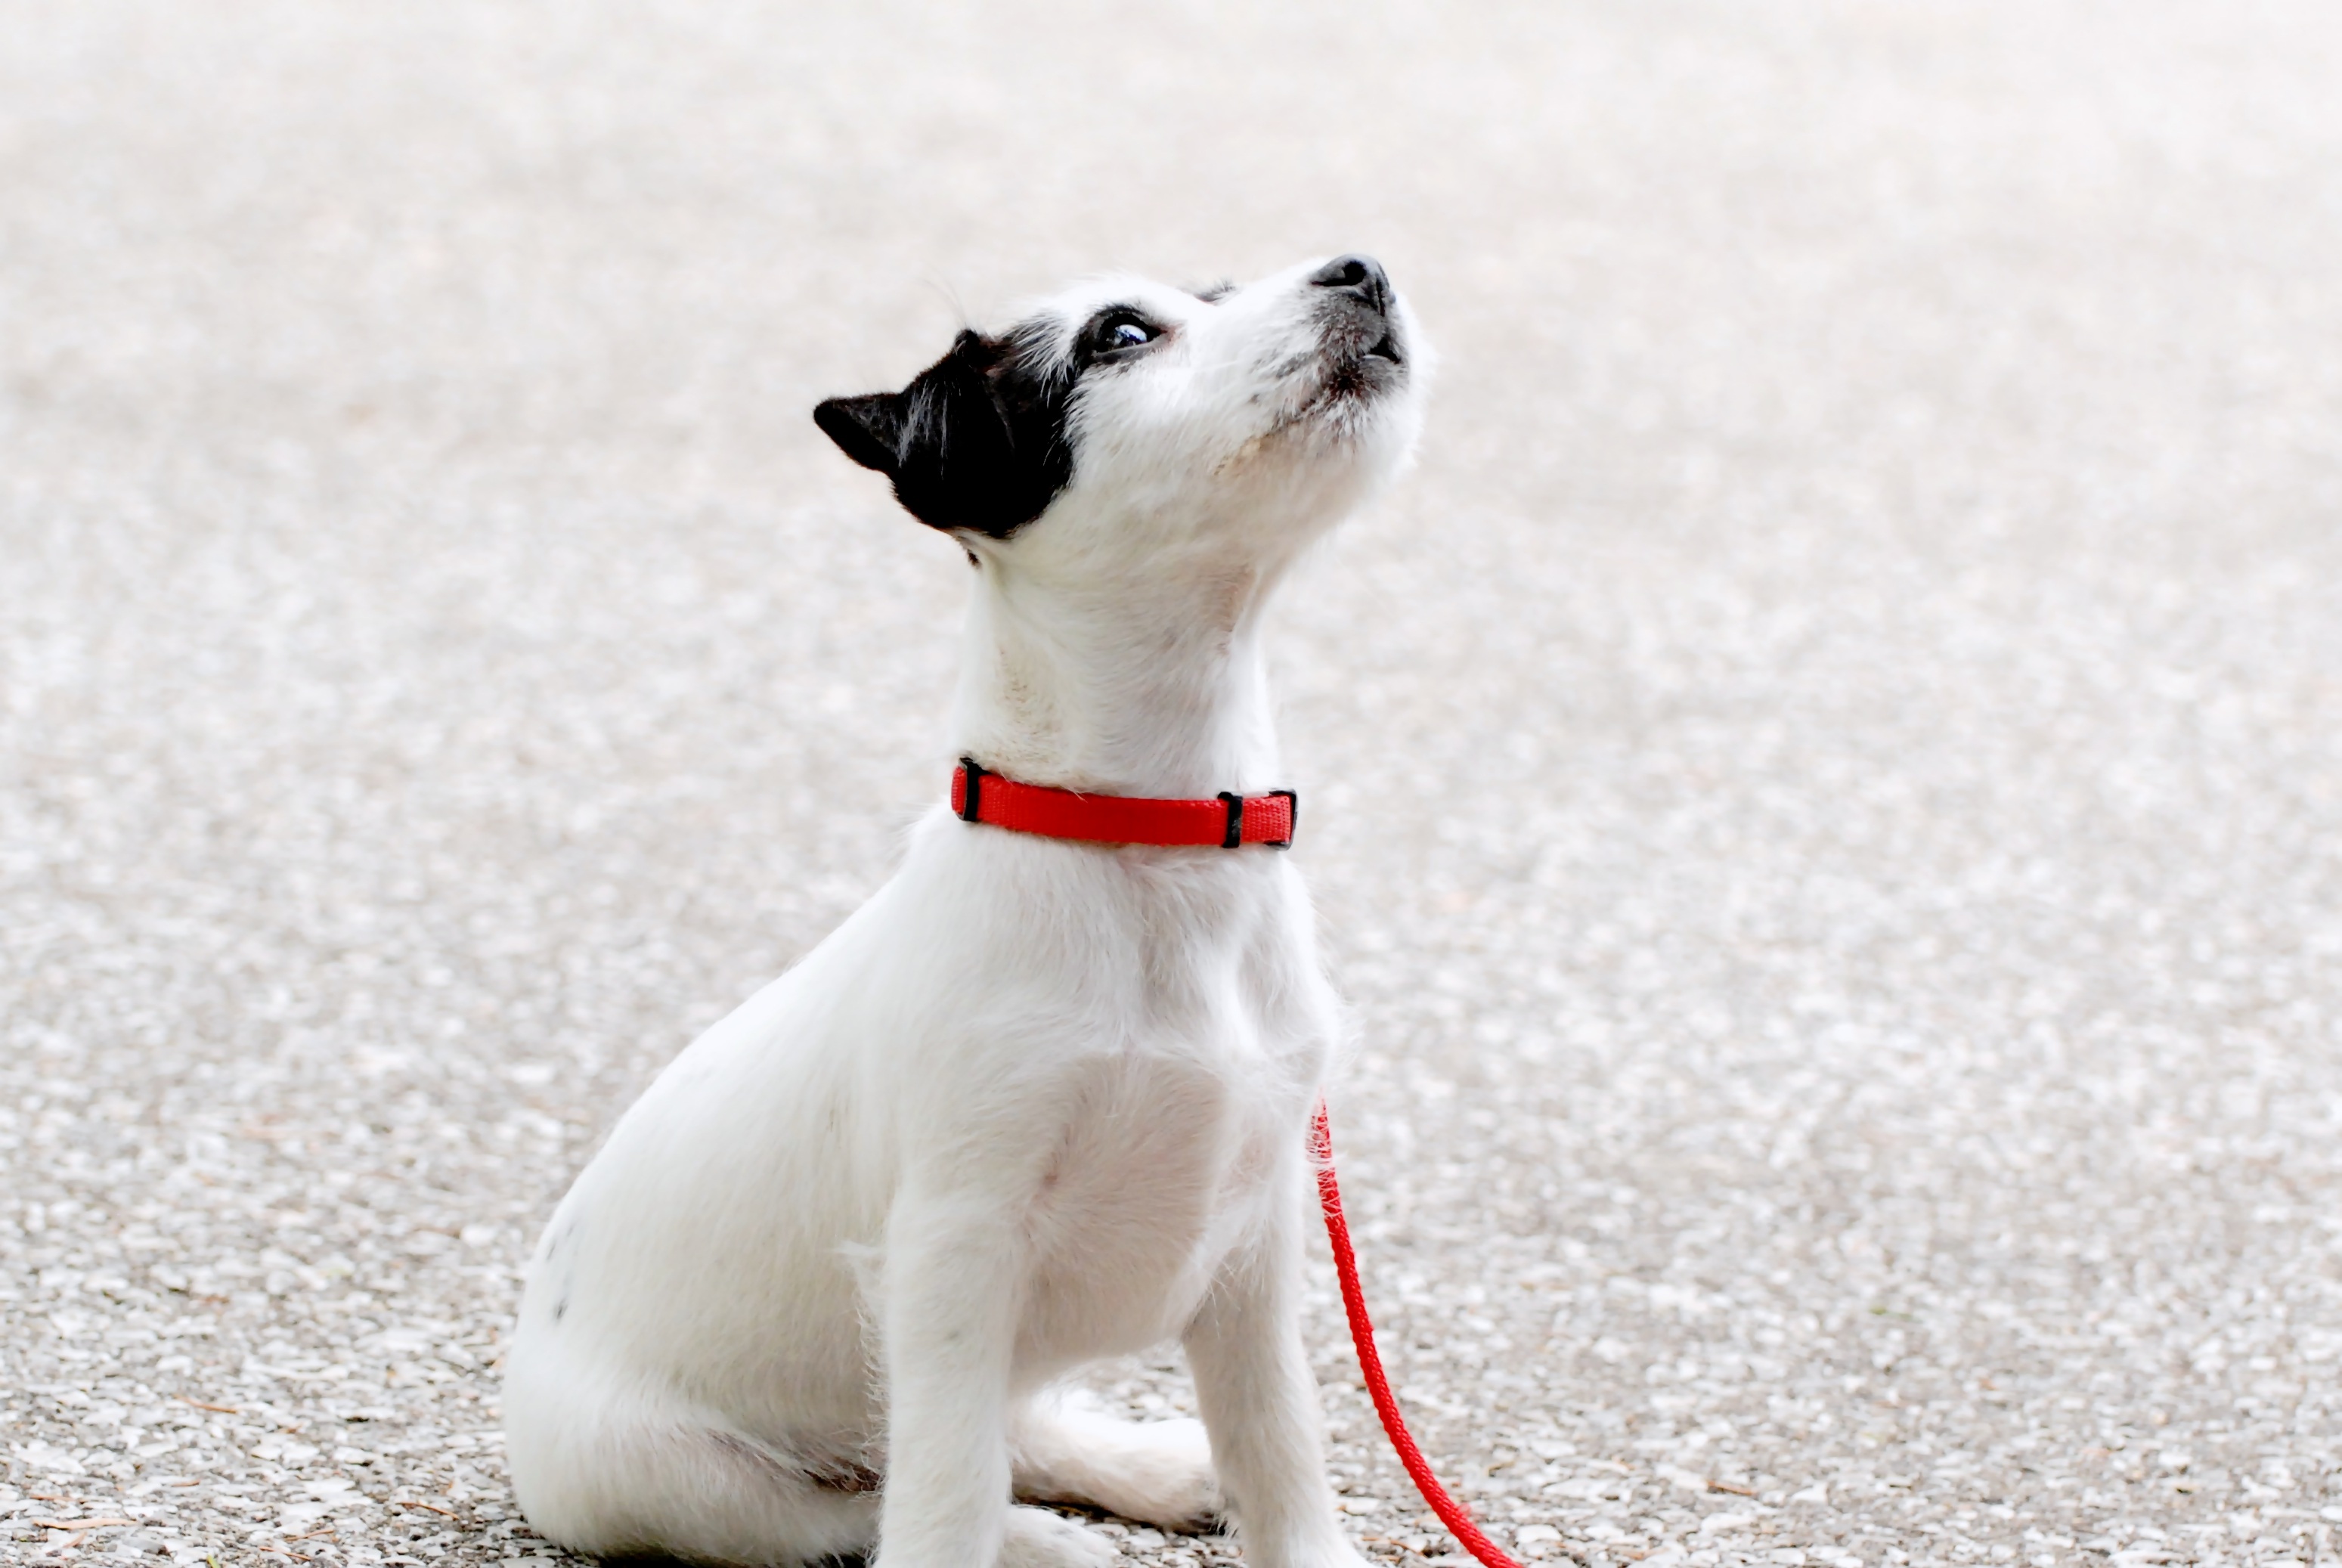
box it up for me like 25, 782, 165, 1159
813, 329, 1073, 538
813, 393, 907, 476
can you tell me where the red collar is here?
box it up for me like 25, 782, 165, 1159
951, 758, 1296, 849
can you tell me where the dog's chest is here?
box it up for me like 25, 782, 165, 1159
1015, 1049, 1300, 1359
1008, 875, 1327, 1356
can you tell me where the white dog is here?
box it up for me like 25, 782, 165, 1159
503, 254, 1427, 1568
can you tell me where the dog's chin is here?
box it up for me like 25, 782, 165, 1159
1300, 307, 1411, 407
1278, 339, 1416, 452
1321, 344, 1405, 399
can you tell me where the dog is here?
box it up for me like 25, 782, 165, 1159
503, 253, 1427, 1568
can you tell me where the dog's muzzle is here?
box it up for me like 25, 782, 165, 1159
1311, 253, 1405, 367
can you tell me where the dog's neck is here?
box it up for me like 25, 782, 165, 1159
949, 554, 1288, 798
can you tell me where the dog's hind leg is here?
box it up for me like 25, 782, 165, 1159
1009, 1387, 1222, 1532
520, 1411, 880, 1565
507, 1340, 877, 1565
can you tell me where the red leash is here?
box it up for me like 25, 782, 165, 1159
1312, 1105, 1524, 1568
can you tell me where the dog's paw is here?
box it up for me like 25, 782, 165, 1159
997, 1507, 1118, 1568
1238, 1526, 1378, 1568
1275, 1545, 1377, 1568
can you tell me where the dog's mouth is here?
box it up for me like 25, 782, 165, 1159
1310, 323, 1408, 405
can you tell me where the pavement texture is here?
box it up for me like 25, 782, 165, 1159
4, 2, 2340, 1566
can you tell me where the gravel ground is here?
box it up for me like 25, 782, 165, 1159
5, 2, 2340, 1566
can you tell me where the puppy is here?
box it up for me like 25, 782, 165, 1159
503, 254, 1427, 1568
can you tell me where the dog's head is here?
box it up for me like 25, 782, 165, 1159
814, 256, 1427, 573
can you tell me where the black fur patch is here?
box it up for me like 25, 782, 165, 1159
814, 326, 1074, 539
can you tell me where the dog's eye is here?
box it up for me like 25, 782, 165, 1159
1082, 309, 1163, 362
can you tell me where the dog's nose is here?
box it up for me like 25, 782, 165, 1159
1309, 253, 1391, 314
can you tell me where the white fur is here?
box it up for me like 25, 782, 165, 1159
503, 256, 1428, 1568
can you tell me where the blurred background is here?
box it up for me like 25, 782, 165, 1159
2, 2, 2337, 1565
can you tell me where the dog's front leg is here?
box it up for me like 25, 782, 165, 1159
1183, 1152, 1371, 1568
875, 1185, 1021, 1566
875, 1187, 1112, 1568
